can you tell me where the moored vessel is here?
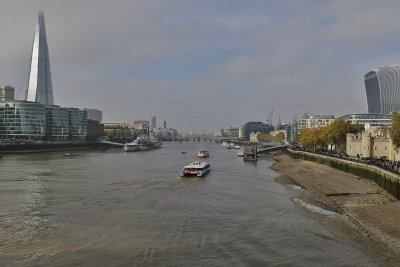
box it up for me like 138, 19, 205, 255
124, 136, 162, 152
197, 150, 209, 158
243, 147, 257, 161
180, 162, 211, 177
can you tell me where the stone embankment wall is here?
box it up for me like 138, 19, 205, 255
287, 149, 400, 199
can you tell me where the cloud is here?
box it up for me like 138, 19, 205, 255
1, 0, 400, 132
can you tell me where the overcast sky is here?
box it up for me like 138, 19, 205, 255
1, 0, 400, 132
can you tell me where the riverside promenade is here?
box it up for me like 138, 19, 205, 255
272, 152, 400, 266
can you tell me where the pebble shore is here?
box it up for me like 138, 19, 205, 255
272, 154, 400, 266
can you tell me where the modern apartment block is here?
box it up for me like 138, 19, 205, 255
365, 65, 400, 114
296, 114, 335, 132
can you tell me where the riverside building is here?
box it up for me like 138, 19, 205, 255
85, 108, 102, 122
296, 114, 335, 132
243, 122, 274, 141
0, 101, 87, 140
365, 65, 400, 114
339, 113, 392, 128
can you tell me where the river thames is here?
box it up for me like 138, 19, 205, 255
0, 142, 383, 266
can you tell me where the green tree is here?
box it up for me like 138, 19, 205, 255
390, 112, 400, 148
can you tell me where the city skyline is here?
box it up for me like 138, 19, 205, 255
2, 1, 400, 132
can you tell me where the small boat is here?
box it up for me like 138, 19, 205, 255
180, 162, 211, 177
237, 150, 244, 157
181, 151, 187, 154
64, 153, 79, 157
197, 150, 209, 158
234, 145, 241, 149
226, 143, 234, 149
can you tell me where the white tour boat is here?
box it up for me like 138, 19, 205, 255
180, 162, 211, 177
197, 150, 209, 158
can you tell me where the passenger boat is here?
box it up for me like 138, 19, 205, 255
180, 162, 211, 177
197, 150, 209, 158
124, 136, 162, 152
243, 147, 257, 161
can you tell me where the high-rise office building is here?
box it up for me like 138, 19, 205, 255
0, 85, 15, 101
26, 10, 54, 105
85, 108, 103, 122
151, 116, 156, 128
365, 65, 400, 114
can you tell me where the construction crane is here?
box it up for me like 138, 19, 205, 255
278, 114, 281, 127
266, 108, 273, 125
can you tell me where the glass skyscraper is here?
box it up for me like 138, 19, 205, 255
26, 10, 54, 105
364, 65, 400, 114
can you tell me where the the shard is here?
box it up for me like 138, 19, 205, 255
26, 10, 54, 105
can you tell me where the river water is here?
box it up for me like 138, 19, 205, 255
0, 142, 382, 266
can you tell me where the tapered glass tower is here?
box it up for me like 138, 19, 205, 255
26, 10, 54, 105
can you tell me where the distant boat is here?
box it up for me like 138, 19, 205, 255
226, 143, 235, 149
237, 150, 244, 157
64, 153, 79, 157
180, 162, 211, 177
243, 147, 257, 161
197, 150, 209, 158
181, 151, 187, 154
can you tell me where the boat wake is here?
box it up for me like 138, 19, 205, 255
293, 198, 337, 217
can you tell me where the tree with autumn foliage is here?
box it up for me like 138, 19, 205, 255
298, 119, 363, 152
390, 112, 400, 148
273, 132, 285, 142
299, 127, 328, 151
325, 119, 364, 152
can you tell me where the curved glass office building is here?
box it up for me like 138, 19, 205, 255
364, 65, 400, 114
